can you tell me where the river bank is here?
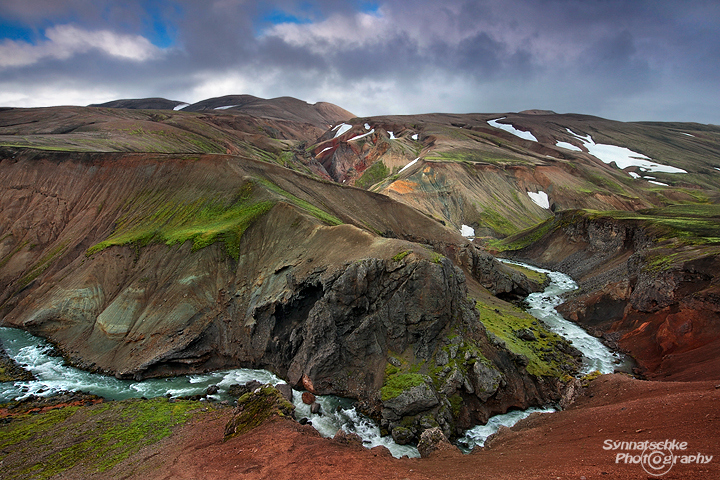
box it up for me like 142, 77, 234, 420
3, 373, 715, 479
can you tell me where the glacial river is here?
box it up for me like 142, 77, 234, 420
0, 262, 624, 457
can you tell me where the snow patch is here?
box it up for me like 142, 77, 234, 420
411, 133, 418, 140
364, 123, 371, 130
460, 225, 475, 237
566, 129, 687, 174
555, 140, 582, 152
333, 123, 352, 138
715, 168, 720, 172
214, 105, 240, 110
488, 117, 538, 142
399, 157, 419, 173
527, 191, 550, 209
348, 129, 374, 142
388, 131, 396, 139
318, 146, 333, 155
681, 132, 695, 137
648, 180, 669, 186
173, 103, 189, 111
628, 172, 641, 179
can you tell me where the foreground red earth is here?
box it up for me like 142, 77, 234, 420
97, 374, 719, 480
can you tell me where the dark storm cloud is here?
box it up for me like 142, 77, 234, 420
0, 0, 718, 122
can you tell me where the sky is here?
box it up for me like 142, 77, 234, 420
0, 0, 718, 123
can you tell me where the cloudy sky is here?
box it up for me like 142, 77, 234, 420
0, 0, 718, 123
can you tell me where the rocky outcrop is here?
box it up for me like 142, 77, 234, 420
417, 427, 459, 458
224, 384, 295, 440
0, 344, 34, 382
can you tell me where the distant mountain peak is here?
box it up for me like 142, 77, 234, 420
88, 94, 354, 128
88, 98, 187, 110
519, 109, 557, 115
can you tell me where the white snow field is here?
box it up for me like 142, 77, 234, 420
527, 191, 550, 209
332, 123, 352, 138
555, 140, 582, 152
399, 157, 419, 173
488, 117, 538, 142
566, 129, 687, 174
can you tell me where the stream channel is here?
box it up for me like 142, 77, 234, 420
0, 261, 627, 458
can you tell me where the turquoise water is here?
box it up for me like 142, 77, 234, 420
0, 326, 419, 457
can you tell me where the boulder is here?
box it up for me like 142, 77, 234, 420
391, 426, 415, 445
417, 427, 457, 458
301, 391, 316, 405
515, 328, 537, 341
469, 361, 503, 402
227, 380, 262, 399
382, 378, 439, 420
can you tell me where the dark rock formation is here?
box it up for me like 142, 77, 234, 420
275, 383, 293, 402
227, 381, 263, 399
0, 343, 34, 382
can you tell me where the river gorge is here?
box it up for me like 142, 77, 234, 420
1, 262, 627, 458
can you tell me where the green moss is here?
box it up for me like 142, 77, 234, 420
581, 370, 603, 387
449, 394, 463, 417
0, 240, 28, 270
392, 250, 411, 262
87, 182, 276, 259
0, 143, 85, 152
478, 206, 520, 237
276, 151, 295, 166
492, 217, 556, 252
380, 372, 426, 401
502, 262, 548, 285
356, 161, 389, 189
475, 299, 575, 378
0, 398, 200, 479
385, 362, 400, 376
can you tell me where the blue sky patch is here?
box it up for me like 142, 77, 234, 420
140, 0, 181, 49
0, 19, 39, 43
263, 9, 313, 26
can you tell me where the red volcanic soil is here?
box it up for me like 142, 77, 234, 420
107, 374, 719, 480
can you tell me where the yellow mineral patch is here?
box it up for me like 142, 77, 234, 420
388, 179, 418, 194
